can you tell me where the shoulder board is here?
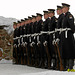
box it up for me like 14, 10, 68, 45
69, 15, 73, 19
55, 18, 58, 22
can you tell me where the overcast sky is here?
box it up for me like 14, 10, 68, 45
0, 0, 75, 20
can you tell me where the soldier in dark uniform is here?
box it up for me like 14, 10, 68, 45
22, 18, 28, 65
13, 22, 17, 64
61, 3, 75, 71
42, 11, 51, 69
35, 13, 43, 68
55, 5, 64, 70
48, 9, 57, 69
56, 6, 64, 28
30, 15, 37, 66
16, 21, 21, 64
19, 19, 25, 65
26, 16, 32, 66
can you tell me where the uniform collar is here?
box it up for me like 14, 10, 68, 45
51, 16, 55, 19
64, 11, 69, 16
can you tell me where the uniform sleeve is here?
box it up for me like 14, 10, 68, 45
68, 14, 75, 32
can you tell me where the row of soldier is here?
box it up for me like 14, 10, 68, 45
13, 3, 75, 71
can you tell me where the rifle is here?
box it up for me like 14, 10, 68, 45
17, 37, 22, 65
44, 42, 51, 69
25, 43, 29, 65
31, 46, 33, 66
15, 45, 18, 64
30, 42, 35, 66
34, 34, 41, 67
22, 41, 28, 65
55, 42, 64, 71
13, 44, 18, 64
53, 40, 59, 70
18, 44, 23, 65
23, 38, 30, 66
55, 28, 66, 71
22, 43, 27, 65
52, 31, 64, 71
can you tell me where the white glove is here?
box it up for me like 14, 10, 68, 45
56, 38, 60, 44
43, 41, 47, 46
52, 40, 56, 45
32, 42, 35, 45
23, 42, 27, 47
30, 43, 33, 47
25, 42, 27, 45
37, 41, 41, 45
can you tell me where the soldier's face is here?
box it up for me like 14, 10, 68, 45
27, 20, 29, 24
13, 25, 16, 29
19, 23, 21, 26
57, 9, 62, 15
62, 7, 68, 13
21, 22, 24, 26
23, 21, 25, 25
36, 16, 39, 21
32, 18, 36, 22
29, 19, 32, 23
21, 22, 23, 26
38, 16, 42, 20
44, 14, 49, 19
25, 21, 27, 24
24, 21, 26, 24
48, 13, 53, 17
17, 23, 20, 27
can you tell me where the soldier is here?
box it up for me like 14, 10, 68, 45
26, 16, 32, 66
56, 6, 64, 28
16, 21, 21, 64
19, 19, 25, 65
30, 15, 37, 66
42, 11, 51, 69
51, 5, 65, 71
61, 3, 75, 71
35, 13, 43, 68
48, 9, 57, 70
22, 18, 28, 65
13, 22, 17, 64
31, 15, 36, 34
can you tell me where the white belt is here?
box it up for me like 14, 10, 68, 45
55, 28, 71, 32
48, 31, 55, 34
41, 31, 54, 34
16, 37, 19, 39
20, 35, 22, 38
23, 35, 26, 37
41, 31, 48, 34
13, 38, 16, 40
14, 28, 71, 39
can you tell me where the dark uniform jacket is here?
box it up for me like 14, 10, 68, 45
35, 19, 43, 33
56, 13, 64, 57
48, 16, 57, 31
22, 24, 27, 35
42, 18, 50, 42
57, 13, 64, 28
48, 16, 57, 57
61, 12, 75, 59
26, 23, 31, 34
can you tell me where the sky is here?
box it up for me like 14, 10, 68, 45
0, 0, 75, 20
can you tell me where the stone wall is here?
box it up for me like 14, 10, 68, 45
0, 29, 13, 61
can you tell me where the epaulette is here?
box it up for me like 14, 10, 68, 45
69, 14, 73, 19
